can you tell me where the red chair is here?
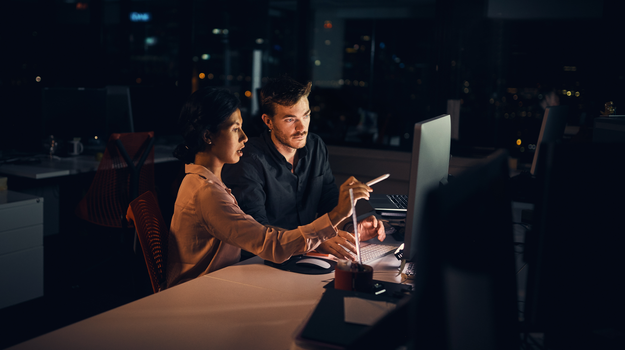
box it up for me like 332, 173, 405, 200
75, 132, 155, 230
126, 191, 168, 293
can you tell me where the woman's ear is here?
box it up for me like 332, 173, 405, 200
202, 130, 212, 145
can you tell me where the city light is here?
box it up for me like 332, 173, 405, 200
245, 91, 252, 98
325, 40, 331, 45
199, 73, 205, 79
145, 37, 157, 46
324, 20, 332, 29
362, 36, 370, 41
35, 76, 41, 83
76, 2, 88, 10
567, 91, 572, 96
201, 54, 210, 60
314, 60, 321, 66
130, 12, 151, 22
255, 38, 264, 44
575, 91, 580, 97
208, 73, 214, 79
516, 139, 522, 146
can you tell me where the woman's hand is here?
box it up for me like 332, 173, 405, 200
315, 231, 356, 261
328, 176, 371, 227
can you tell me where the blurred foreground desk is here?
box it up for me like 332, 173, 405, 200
8, 254, 407, 350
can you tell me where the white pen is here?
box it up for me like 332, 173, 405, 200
366, 173, 390, 186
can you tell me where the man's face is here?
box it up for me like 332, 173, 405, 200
264, 97, 311, 151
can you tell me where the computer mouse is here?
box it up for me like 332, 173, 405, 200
295, 258, 332, 270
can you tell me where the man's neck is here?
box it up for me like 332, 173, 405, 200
270, 133, 298, 170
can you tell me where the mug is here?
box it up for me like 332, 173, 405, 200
334, 260, 374, 292
68, 139, 84, 156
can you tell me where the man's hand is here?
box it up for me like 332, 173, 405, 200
315, 231, 356, 260
328, 176, 371, 227
346, 215, 386, 242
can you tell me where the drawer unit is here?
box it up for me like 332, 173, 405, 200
0, 190, 44, 309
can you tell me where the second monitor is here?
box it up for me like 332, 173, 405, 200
367, 114, 451, 262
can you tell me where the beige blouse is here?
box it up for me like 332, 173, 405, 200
166, 163, 338, 288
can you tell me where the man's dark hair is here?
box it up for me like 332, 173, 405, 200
260, 75, 312, 117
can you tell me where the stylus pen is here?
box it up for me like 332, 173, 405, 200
366, 173, 390, 186
349, 188, 363, 265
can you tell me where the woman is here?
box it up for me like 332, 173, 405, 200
166, 87, 371, 288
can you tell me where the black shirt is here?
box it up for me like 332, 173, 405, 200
222, 131, 339, 230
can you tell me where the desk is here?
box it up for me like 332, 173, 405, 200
0, 145, 177, 180
7, 254, 407, 350
0, 145, 178, 235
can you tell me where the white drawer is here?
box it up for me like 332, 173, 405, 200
0, 224, 44, 255
0, 246, 44, 309
0, 196, 43, 233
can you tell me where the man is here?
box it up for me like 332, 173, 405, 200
222, 76, 385, 260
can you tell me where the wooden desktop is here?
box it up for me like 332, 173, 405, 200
6, 252, 407, 350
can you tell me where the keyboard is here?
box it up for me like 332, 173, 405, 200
388, 194, 408, 209
359, 243, 400, 264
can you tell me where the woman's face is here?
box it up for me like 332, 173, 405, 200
210, 108, 248, 165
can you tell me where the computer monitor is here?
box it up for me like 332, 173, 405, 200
41, 87, 108, 141
402, 114, 451, 262
348, 149, 519, 350
529, 105, 569, 176
523, 142, 625, 349
105, 85, 135, 135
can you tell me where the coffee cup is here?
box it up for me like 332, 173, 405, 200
68, 138, 84, 156
334, 260, 374, 292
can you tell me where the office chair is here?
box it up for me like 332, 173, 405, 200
75, 131, 156, 232
126, 191, 168, 293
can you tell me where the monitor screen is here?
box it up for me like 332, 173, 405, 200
530, 105, 569, 176
41, 87, 107, 141
402, 114, 451, 262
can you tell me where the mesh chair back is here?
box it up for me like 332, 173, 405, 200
126, 191, 168, 293
76, 132, 155, 228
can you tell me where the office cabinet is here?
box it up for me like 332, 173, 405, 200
0, 190, 44, 309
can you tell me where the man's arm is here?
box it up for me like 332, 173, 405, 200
222, 156, 270, 225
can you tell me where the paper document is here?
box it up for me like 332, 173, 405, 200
343, 297, 396, 326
